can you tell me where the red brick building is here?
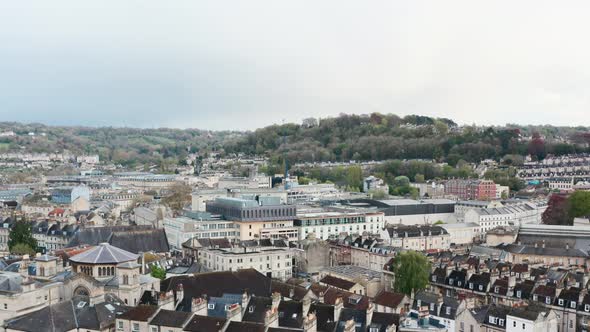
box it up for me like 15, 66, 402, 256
444, 179, 497, 200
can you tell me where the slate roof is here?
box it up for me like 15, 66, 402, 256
556, 287, 581, 306
384, 225, 448, 238
430, 267, 446, 284
271, 280, 309, 301
5, 300, 78, 332
511, 264, 529, 274
69, 243, 138, 264
67, 225, 169, 254
497, 243, 590, 258
5, 295, 129, 332
183, 315, 227, 332
413, 291, 440, 316
507, 305, 551, 321
369, 312, 400, 332
467, 273, 491, 291
118, 305, 158, 322
310, 303, 337, 332
483, 304, 510, 329
278, 300, 303, 328
491, 278, 509, 296
513, 280, 536, 299
323, 288, 370, 311
225, 321, 266, 332
533, 285, 556, 298
337, 307, 366, 332
446, 269, 467, 287
161, 269, 271, 299
243, 296, 272, 323
438, 297, 460, 320
320, 275, 356, 291
149, 309, 192, 328
204, 294, 243, 318
109, 228, 170, 254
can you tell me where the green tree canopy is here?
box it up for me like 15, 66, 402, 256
10, 243, 36, 256
345, 166, 363, 191
391, 251, 431, 295
568, 191, 590, 219
150, 265, 167, 280
414, 174, 425, 183
8, 219, 38, 253
393, 176, 410, 187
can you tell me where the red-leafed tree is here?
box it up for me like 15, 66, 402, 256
542, 194, 572, 225
528, 132, 546, 160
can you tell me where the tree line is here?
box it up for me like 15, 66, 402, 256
225, 113, 590, 164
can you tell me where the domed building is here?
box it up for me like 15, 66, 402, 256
69, 242, 138, 280
64, 242, 160, 306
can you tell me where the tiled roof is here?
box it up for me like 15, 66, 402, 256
373, 291, 406, 308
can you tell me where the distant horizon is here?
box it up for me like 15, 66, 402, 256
1, 112, 588, 132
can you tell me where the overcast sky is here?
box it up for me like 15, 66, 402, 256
1, 1, 589, 130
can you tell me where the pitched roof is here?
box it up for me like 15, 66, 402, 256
161, 269, 271, 300
242, 297, 272, 323
225, 321, 266, 332
69, 243, 138, 264
309, 303, 337, 332
271, 280, 309, 301
67, 225, 169, 254
533, 284, 556, 298
118, 305, 158, 322
373, 291, 407, 308
320, 275, 356, 291
5, 295, 128, 332
323, 288, 370, 310
278, 300, 303, 328
149, 309, 192, 328
183, 314, 227, 332
369, 312, 400, 332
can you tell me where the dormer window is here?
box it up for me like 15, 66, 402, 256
249, 306, 255, 313
208, 304, 215, 309
585, 304, 589, 312
430, 303, 435, 311
432, 276, 436, 282
533, 294, 537, 301
449, 278, 454, 285
417, 300, 421, 308
558, 299, 564, 306
479, 285, 483, 291
494, 286, 500, 293
516, 290, 522, 298
499, 319, 504, 326
546, 297, 551, 304
570, 301, 576, 309
446, 307, 451, 315
458, 281, 462, 286
469, 283, 474, 290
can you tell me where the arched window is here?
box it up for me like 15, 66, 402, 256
98, 268, 102, 276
